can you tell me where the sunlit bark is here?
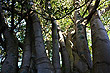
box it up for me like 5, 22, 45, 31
58, 27, 71, 73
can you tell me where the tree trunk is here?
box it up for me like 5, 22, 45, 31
58, 28, 71, 73
1, 26, 18, 73
73, 10, 92, 73
19, 19, 31, 73
31, 13, 54, 73
65, 31, 74, 73
0, 4, 18, 72
29, 27, 36, 73
1, 28, 18, 73
51, 20, 61, 73
90, 11, 110, 73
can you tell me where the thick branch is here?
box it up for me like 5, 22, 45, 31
85, 0, 100, 24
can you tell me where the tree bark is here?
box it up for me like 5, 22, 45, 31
0, 3, 18, 72
73, 10, 92, 73
19, 19, 31, 73
1, 24, 18, 73
1, 28, 18, 73
29, 27, 36, 73
51, 20, 61, 73
90, 11, 110, 73
58, 28, 71, 73
65, 31, 74, 73
31, 13, 54, 73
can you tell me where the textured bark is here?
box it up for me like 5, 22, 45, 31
58, 28, 71, 73
19, 20, 31, 73
51, 20, 61, 73
90, 11, 110, 73
65, 31, 74, 73
31, 13, 54, 73
73, 10, 92, 73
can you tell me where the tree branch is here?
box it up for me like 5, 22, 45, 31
33, 0, 89, 20
82, 0, 93, 17
84, 0, 100, 24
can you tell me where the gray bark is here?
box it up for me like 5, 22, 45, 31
65, 31, 74, 73
31, 13, 54, 73
51, 20, 61, 73
29, 29, 36, 73
90, 11, 110, 73
0, 3, 18, 72
73, 10, 92, 73
1, 28, 18, 73
19, 20, 31, 73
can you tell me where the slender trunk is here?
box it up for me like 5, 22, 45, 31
58, 28, 71, 73
31, 13, 54, 73
90, 11, 110, 73
73, 10, 92, 73
51, 20, 61, 73
19, 20, 31, 73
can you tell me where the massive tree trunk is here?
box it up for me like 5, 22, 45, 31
1, 23, 18, 73
0, 4, 18, 72
29, 25, 36, 73
2, 29, 18, 73
19, 19, 31, 73
90, 11, 110, 73
58, 27, 71, 73
31, 13, 54, 73
51, 20, 61, 73
73, 10, 92, 73
1, 28, 18, 73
